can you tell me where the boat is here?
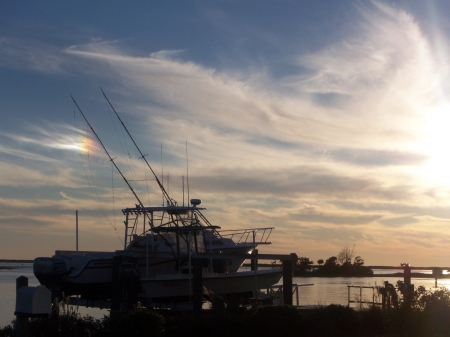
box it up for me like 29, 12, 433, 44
34, 203, 282, 303
33, 93, 283, 306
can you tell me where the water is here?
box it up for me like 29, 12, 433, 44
288, 276, 450, 307
0, 263, 108, 328
1, 264, 449, 328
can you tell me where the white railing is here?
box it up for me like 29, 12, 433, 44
347, 285, 382, 309
264, 283, 314, 306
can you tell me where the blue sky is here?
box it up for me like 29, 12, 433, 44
2, 0, 450, 265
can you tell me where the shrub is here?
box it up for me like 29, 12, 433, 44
0, 322, 14, 337
111, 309, 164, 337
249, 305, 301, 337
359, 306, 387, 336
303, 304, 360, 336
27, 313, 107, 337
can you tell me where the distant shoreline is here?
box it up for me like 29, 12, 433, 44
243, 264, 450, 278
0, 260, 33, 270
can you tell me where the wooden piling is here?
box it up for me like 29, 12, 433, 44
250, 249, 258, 271
110, 255, 123, 322
282, 254, 295, 306
16, 276, 29, 337
403, 265, 412, 308
192, 258, 203, 314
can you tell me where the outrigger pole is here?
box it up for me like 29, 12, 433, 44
100, 88, 174, 207
71, 95, 145, 208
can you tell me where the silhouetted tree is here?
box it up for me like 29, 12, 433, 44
324, 256, 338, 266
353, 256, 364, 267
336, 246, 355, 266
295, 257, 314, 274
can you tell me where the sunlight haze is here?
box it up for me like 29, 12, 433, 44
1, 1, 450, 266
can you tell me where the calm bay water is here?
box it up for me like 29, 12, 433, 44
1, 264, 449, 328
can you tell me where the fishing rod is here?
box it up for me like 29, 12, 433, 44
71, 95, 145, 208
100, 88, 174, 207
100, 90, 210, 233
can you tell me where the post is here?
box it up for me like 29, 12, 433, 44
252, 249, 258, 300
110, 256, 123, 322
192, 258, 203, 314
381, 282, 386, 309
16, 276, 29, 337
250, 249, 258, 271
385, 281, 391, 310
282, 254, 295, 305
188, 231, 192, 302
146, 234, 149, 278
403, 265, 412, 308
347, 286, 350, 307
360, 286, 362, 310
403, 265, 411, 288
432, 268, 441, 288
76, 210, 78, 252
372, 287, 375, 306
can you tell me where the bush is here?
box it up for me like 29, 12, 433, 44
359, 306, 387, 336
28, 313, 107, 337
111, 309, 164, 337
417, 287, 450, 336
0, 322, 14, 337
249, 305, 301, 337
303, 304, 360, 336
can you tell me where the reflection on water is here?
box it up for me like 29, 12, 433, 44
1, 263, 450, 328
278, 276, 450, 307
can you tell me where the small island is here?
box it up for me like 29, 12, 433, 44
294, 247, 374, 277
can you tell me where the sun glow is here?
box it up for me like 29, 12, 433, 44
417, 104, 450, 185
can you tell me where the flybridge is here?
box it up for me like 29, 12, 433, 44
122, 205, 206, 214
123, 198, 205, 214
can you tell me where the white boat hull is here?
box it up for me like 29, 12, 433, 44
139, 269, 282, 300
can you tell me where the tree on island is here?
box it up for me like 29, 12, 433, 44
295, 257, 314, 273
336, 245, 355, 265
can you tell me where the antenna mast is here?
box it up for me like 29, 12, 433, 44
186, 141, 190, 204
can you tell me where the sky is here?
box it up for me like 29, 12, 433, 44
2, 1, 450, 266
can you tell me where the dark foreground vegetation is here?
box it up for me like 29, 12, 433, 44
2, 286, 450, 337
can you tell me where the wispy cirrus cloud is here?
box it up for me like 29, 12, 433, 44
61, 2, 437, 159
2, 1, 450, 265
0, 37, 68, 74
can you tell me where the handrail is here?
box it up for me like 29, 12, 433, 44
347, 285, 382, 309
217, 227, 274, 245
191, 252, 297, 261
266, 283, 314, 306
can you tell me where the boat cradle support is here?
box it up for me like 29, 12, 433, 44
190, 252, 298, 312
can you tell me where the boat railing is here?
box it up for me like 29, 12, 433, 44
217, 227, 274, 245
